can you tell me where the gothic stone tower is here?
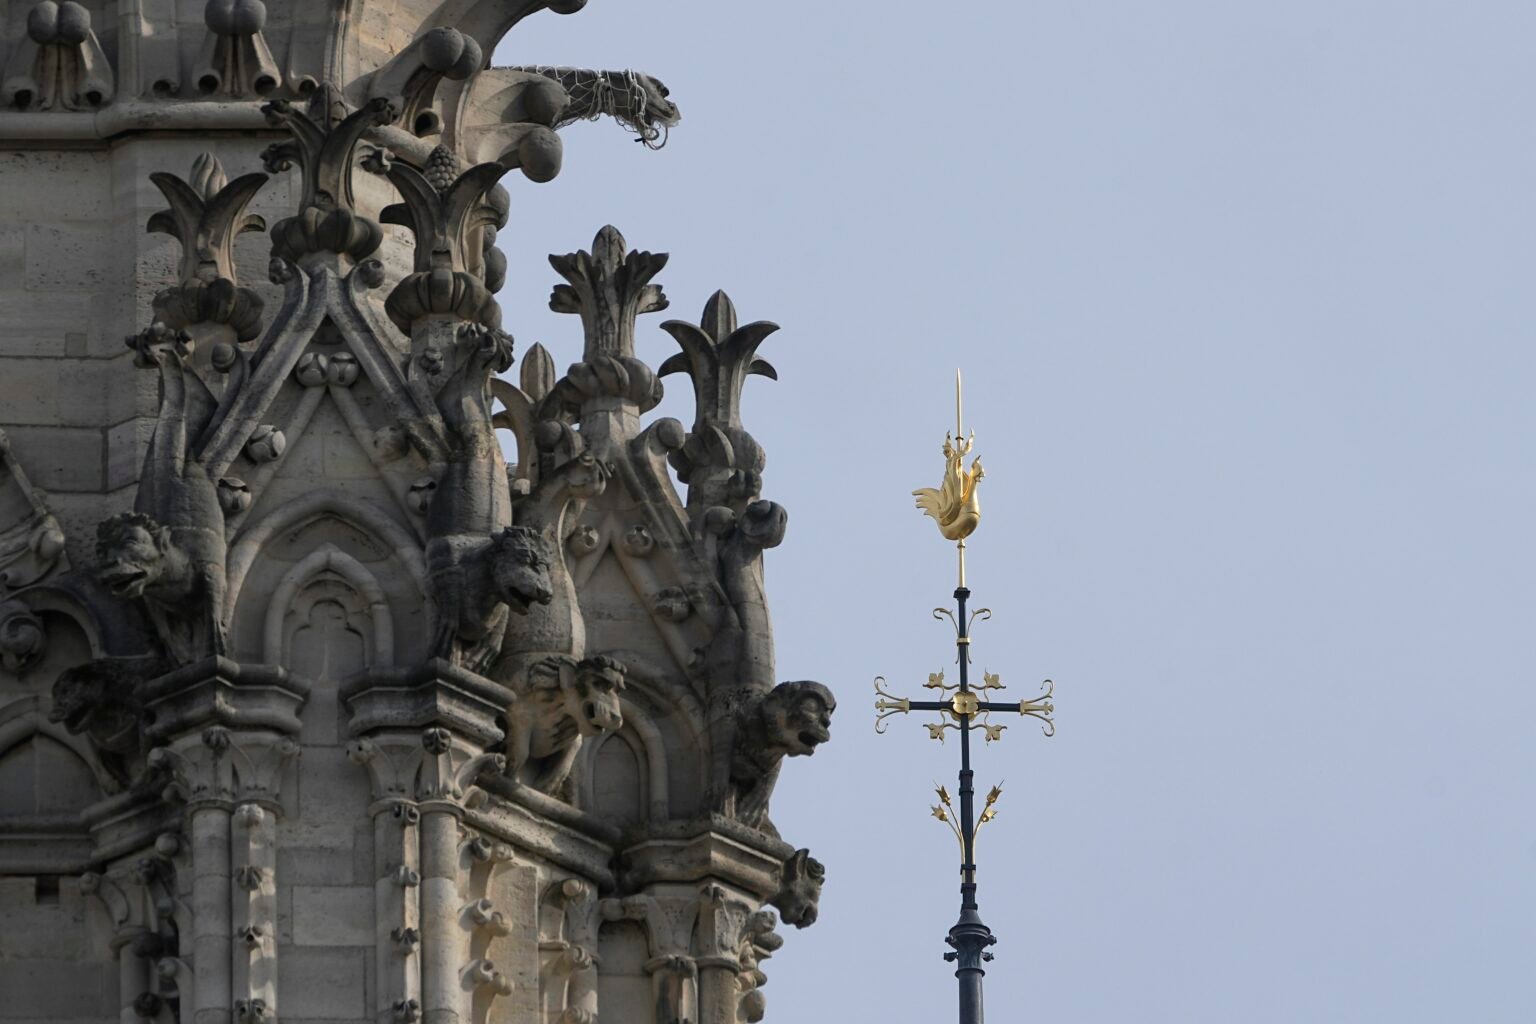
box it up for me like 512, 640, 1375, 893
0, 3, 834, 1022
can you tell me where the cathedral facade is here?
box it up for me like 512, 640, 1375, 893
0, 3, 832, 1022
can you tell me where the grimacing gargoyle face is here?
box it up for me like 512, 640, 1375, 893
767, 682, 835, 758
573, 658, 625, 736
97, 522, 167, 600
491, 527, 555, 614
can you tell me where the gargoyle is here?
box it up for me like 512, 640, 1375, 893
728, 680, 835, 831
98, 326, 226, 665
507, 67, 680, 148
49, 658, 160, 789
771, 849, 825, 929
704, 500, 790, 815
411, 324, 546, 671
427, 525, 553, 674
504, 654, 625, 797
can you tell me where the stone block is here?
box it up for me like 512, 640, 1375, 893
296, 746, 372, 822
105, 416, 155, 491
291, 885, 375, 946
24, 224, 109, 292
0, 959, 116, 1017
0, 151, 110, 223
0, 226, 24, 289
0, 425, 101, 492
0, 879, 87, 960
278, 946, 367, 1019
276, 820, 355, 885
0, 358, 130, 427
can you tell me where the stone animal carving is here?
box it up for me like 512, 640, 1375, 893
504, 654, 625, 796
98, 326, 227, 665
771, 848, 825, 929
427, 525, 554, 673
410, 324, 543, 671
507, 67, 680, 148
49, 658, 159, 789
728, 680, 835, 831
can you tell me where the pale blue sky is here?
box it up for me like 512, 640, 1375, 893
495, 4, 1536, 1020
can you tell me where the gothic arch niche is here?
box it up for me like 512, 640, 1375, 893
584, 728, 646, 827
0, 700, 106, 873
226, 492, 428, 668
265, 545, 391, 676
586, 653, 709, 820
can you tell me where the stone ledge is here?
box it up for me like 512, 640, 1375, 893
141, 656, 310, 742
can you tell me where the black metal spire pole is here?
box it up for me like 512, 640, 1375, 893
874, 370, 1055, 1024
945, 583, 996, 1023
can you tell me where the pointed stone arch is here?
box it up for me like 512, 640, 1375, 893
262, 543, 394, 667
226, 489, 429, 619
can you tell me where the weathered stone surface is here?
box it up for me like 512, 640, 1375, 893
0, 4, 830, 1022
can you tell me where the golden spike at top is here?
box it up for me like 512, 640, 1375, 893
912, 370, 985, 546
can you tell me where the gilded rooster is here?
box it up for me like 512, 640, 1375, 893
913, 432, 985, 542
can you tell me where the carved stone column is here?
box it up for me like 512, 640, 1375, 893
149, 727, 299, 1024
346, 661, 512, 1024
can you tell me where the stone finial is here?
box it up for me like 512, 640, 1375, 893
550, 225, 668, 362
147, 154, 270, 341
659, 291, 779, 511
262, 88, 397, 265
539, 226, 667, 425
1, 1, 114, 111
193, 0, 282, 97
364, 144, 512, 331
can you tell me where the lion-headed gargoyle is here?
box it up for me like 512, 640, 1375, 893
729, 680, 835, 832
97, 324, 227, 665
505, 653, 626, 798
429, 524, 554, 673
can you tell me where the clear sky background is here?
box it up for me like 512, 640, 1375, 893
493, 4, 1536, 1020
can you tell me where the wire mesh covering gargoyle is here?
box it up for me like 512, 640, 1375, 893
409, 324, 555, 673
506, 66, 680, 148
504, 653, 626, 796
96, 324, 227, 665
728, 680, 836, 832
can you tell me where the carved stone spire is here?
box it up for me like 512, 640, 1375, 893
261, 88, 397, 267
147, 153, 270, 341
659, 290, 779, 516
364, 143, 513, 332
542, 226, 667, 449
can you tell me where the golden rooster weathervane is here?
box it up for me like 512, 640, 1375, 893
913, 369, 986, 585
881, 368, 1054, 1024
